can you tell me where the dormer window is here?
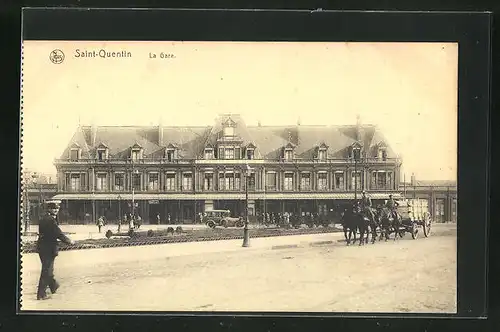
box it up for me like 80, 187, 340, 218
165, 143, 178, 162
376, 142, 388, 161
247, 149, 254, 160
222, 118, 236, 137
70, 149, 79, 161
69, 142, 81, 161
166, 149, 174, 162
204, 148, 214, 160
96, 143, 108, 161
350, 142, 362, 161
130, 143, 143, 161
317, 143, 328, 161
131, 150, 141, 161
283, 143, 295, 161
246, 143, 256, 160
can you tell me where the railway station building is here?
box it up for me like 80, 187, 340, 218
52, 114, 404, 224
400, 175, 457, 223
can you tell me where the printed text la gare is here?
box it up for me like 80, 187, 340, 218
149, 52, 176, 59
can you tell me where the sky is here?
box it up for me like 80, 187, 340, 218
22, 41, 458, 180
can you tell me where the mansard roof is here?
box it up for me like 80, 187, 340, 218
59, 117, 399, 160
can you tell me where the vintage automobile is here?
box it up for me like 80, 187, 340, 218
204, 210, 245, 229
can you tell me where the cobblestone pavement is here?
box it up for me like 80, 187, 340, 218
20, 225, 456, 313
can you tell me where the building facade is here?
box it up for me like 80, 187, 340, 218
52, 114, 403, 224
21, 169, 58, 227
400, 175, 457, 223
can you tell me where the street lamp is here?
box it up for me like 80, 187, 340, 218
353, 147, 360, 202
132, 168, 139, 219
31, 173, 40, 225
117, 194, 122, 232
242, 164, 252, 247
89, 167, 96, 225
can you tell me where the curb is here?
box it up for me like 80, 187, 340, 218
271, 244, 300, 250
309, 240, 334, 247
271, 238, 339, 251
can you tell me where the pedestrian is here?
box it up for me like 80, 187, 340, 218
167, 213, 171, 224
36, 200, 74, 300
129, 214, 135, 231
136, 214, 142, 229
157, 213, 161, 225
97, 216, 104, 233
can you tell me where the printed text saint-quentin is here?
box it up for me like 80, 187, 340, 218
74, 49, 132, 58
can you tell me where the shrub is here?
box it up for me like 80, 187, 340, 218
175, 226, 183, 233
147, 229, 154, 237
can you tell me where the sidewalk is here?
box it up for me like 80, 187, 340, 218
21, 223, 342, 242
21, 223, 208, 242
20, 232, 344, 273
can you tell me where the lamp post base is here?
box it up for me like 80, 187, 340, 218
242, 226, 250, 247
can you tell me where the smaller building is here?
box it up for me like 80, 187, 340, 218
21, 170, 58, 226
400, 175, 457, 223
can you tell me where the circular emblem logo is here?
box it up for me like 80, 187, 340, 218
49, 49, 65, 64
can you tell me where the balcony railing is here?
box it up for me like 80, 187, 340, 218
54, 157, 401, 166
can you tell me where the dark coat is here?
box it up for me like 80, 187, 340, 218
361, 196, 372, 208
386, 198, 399, 209
36, 214, 72, 257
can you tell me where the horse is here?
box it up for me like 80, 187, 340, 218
375, 206, 391, 241
341, 203, 370, 246
361, 206, 379, 244
352, 203, 371, 246
376, 206, 402, 241
340, 207, 358, 246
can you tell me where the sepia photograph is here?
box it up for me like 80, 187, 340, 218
20, 40, 458, 313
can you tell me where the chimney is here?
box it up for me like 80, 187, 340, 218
158, 117, 164, 146
410, 173, 416, 186
90, 122, 97, 147
257, 120, 261, 127
355, 114, 362, 141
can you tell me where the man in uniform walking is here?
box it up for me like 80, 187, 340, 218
36, 200, 74, 300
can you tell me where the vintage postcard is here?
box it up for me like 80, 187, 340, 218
20, 40, 458, 313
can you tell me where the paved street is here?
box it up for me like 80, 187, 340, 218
20, 224, 456, 313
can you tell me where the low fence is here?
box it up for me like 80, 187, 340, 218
21, 226, 341, 254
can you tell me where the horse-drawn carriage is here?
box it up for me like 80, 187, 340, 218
392, 198, 433, 239
341, 197, 433, 246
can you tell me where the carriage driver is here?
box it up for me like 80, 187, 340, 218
361, 191, 375, 221
386, 194, 400, 220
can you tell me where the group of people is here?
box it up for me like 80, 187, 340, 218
257, 211, 326, 226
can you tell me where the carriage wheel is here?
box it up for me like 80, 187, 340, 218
423, 213, 432, 237
207, 220, 216, 229
411, 222, 419, 239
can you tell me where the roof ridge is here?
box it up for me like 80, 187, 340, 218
80, 124, 380, 129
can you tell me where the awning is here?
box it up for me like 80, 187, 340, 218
52, 192, 403, 201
